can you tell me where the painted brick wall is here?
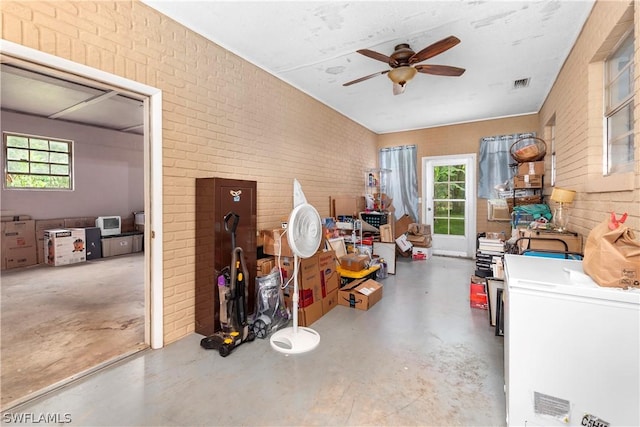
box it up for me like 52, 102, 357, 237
1, 1, 377, 343
378, 115, 539, 237
379, 1, 640, 242
539, 0, 639, 236
3, 1, 639, 344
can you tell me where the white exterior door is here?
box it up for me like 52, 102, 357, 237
423, 154, 476, 258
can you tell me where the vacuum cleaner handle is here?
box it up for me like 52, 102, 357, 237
224, 212, 239, 248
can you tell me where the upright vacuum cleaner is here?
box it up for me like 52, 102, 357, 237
200, 212, 255, 356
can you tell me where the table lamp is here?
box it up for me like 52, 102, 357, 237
550, 187, 576, 232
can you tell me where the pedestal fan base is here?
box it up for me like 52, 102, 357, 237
270, 326, 320, 354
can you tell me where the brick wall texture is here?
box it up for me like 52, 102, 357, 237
2, 0, 638, 344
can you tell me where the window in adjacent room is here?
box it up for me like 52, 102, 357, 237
3, 132, 73, 190
604, 29, 634, 175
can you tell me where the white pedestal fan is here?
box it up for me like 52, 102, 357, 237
270, 179, 322, 354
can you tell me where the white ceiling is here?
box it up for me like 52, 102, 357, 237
1, 62, 145, 135
1, 1, 595, 136
142, 0, 595, 134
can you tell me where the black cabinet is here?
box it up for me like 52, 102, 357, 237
195, 178, 257, 336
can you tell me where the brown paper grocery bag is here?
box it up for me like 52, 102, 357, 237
583, 213, 640, 289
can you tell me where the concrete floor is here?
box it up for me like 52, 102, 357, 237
2, 255, 506, 426
1, 253, 146, 411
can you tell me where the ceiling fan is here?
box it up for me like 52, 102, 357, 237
343, 35, 466, 95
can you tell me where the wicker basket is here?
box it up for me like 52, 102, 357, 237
510, 137, 547, 162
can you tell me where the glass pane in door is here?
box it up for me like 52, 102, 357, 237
432, 165, 466, 236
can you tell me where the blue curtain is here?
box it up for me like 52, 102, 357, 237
478, 133, 535, 199
379, 145, 418, 221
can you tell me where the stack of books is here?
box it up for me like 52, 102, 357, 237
475, 236, 505, 277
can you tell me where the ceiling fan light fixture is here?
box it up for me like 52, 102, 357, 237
387, 66, 417, 85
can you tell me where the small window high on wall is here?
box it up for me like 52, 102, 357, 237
604, 30, 634, 175
3, 132, 73, 190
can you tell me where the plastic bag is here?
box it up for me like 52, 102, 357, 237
583, 212, 640, 289
250, 268, 290, 338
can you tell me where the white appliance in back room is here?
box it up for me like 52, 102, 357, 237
503, 254, 640, 427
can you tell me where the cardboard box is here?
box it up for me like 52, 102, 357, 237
470, 276, 488, 310
299, 254, 322, 303
44, 228, 86, 266
339, 253, 369, 272
322, 289, 339, 314
394, 214, 414, 238
3, 246, 37, 270
2, 220, 36, 249
513, 174, 543, 189
412, 246, 432, 260
379, 224, 393, 242
517, 161, 545, 176
1, 215, 31, 222
338, 278, 383, 311
2, 220, 37, 270
284, 289, 309, 310
281, 254, 322, 307
64, 217, 97, 229
261, 229, 294, 257
318, 251, 340, 296
298, 288, 314, 308
395, 234, 413, 252
294, 299, 322, 327
330, 195, 365, 218
408, 223, 431, 235
257, 256, 276, 276
35, 219, 66, 263
406, 233, 432, 246
268, 256, 295, 284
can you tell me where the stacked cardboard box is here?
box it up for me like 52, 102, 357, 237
261, 228, 293, 257
283, 250, 340, 327
394, 214, 414, 257
1, 220, 37, 270
511, 161, 544, 207
407, 223, 432, 260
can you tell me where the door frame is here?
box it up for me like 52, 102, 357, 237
2, 40, 164, 349
422, 154, 477, 258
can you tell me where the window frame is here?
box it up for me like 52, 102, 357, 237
3, 131, 74, 191
603, 29, 634, 176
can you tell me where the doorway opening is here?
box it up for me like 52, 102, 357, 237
422, 154, 476, 258
0, 40, 163, 411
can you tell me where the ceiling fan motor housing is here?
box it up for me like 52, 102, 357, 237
390, 43, 415, 67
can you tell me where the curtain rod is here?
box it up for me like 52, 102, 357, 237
380, 145, 416, 152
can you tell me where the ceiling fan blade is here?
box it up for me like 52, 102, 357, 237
392, 82, 406, 96
357, 49, 399, 66
343, 70, 389, 86
409, 36, 461, 64
415, 64, 466, 77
